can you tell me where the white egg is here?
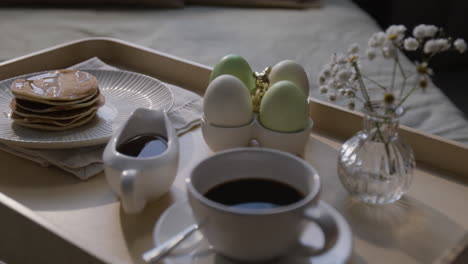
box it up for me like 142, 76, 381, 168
203, 75, 253, 127
269, 60, 309, 96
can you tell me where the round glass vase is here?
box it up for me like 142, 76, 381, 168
337, 102, 415, 205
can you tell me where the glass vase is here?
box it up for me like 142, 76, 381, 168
337, 102, 415, 204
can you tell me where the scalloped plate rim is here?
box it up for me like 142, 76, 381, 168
0, 69, 174, 149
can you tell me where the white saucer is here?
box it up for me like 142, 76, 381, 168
153, 200, 353, 264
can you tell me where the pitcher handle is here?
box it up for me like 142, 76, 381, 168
120, 169, 146, 214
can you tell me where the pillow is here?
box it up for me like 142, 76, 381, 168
1, 0, 184, 7
186, 0, 320, 9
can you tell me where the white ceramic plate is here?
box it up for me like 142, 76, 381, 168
153, 200, 353, 264
0, 69, 174, 149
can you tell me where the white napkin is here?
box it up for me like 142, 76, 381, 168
0, 57, 203, 180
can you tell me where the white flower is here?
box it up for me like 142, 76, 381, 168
319, 85, 329, 94
320, 68, 331, 78
346, 89, 355, 98
436, 38, 450, 51
382, 44, 396, 59
386, 25, 406, 35
413, 24, 427, 39
318, 75, 326, 85
331, 64, 342, 75
348, 43, 360, 54
349, 71, 357, 81
327, 79, 338, 90
318, 66, 332, 85
368, 37, 377, 48
337, 69, 351, 82
386, 25, 406, 41
454, 38, 467, 53
328, 93, 337, 101
424, 25, 438, 38
424, 38, 451, 53
424, 39, 439, 54
416, 62, 434, 75
336, 54, 348, 64
403, 37, 419, 51
413, 24, 439, 39
368, 32, 386, 47
366, 48, 377, 60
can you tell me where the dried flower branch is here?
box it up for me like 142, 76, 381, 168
317, 24, 467, 113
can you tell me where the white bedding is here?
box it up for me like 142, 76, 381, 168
1, 0, 467, 144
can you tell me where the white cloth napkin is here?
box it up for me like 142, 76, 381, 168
0, 57, 203, 180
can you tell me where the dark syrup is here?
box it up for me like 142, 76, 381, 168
204, 178, 304, 210
117, 133, 168, 158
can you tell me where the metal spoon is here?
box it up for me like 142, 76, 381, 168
142, 224, 199, 263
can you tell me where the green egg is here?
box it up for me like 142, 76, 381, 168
210, 54, 256, 93
259, 80, 308, 132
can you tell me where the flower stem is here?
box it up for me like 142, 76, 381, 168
353, 62, 391, 149
376, 121, 388, 146
354, 96, 366, 104
396, 55, 409, 99
398, 76, 408, 100
396, 54, 407, 79
361, 75, 388, 91
396, 77, 419, 110
391, 57, 397, 91
352, 62, 373, 110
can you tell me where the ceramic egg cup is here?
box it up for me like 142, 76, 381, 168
201, 114, 313, 155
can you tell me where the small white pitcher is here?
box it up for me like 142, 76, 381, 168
103, 108, 179, 214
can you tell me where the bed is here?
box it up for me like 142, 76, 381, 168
1, 0, 467, 145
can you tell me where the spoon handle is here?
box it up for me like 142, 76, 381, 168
142, 224, 199, 263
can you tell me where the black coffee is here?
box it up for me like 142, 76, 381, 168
117, 133, 168, 158
204, 178, 304, 210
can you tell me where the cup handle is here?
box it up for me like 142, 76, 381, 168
120, 169, 146, 214
294, 204, 339, 257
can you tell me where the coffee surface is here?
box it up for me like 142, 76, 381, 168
204, 178, 304, 209
117, 133, 168, 158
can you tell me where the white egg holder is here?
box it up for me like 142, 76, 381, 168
201, 114, 313, 155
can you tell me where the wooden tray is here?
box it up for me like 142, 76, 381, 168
0, 38, 467, 264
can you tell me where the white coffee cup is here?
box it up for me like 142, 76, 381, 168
186, 148, 339, 262
103, 108, 179, 214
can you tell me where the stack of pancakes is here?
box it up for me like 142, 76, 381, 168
9, 69, 105, 131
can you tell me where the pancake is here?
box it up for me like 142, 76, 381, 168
9, 70, 104, 131
14, 94, 104, 113
12, 111, 98, 131
13, 89, 99, 106
11, 109, 98, 127
11, 70, 98, 101
11, 99, 102, 121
